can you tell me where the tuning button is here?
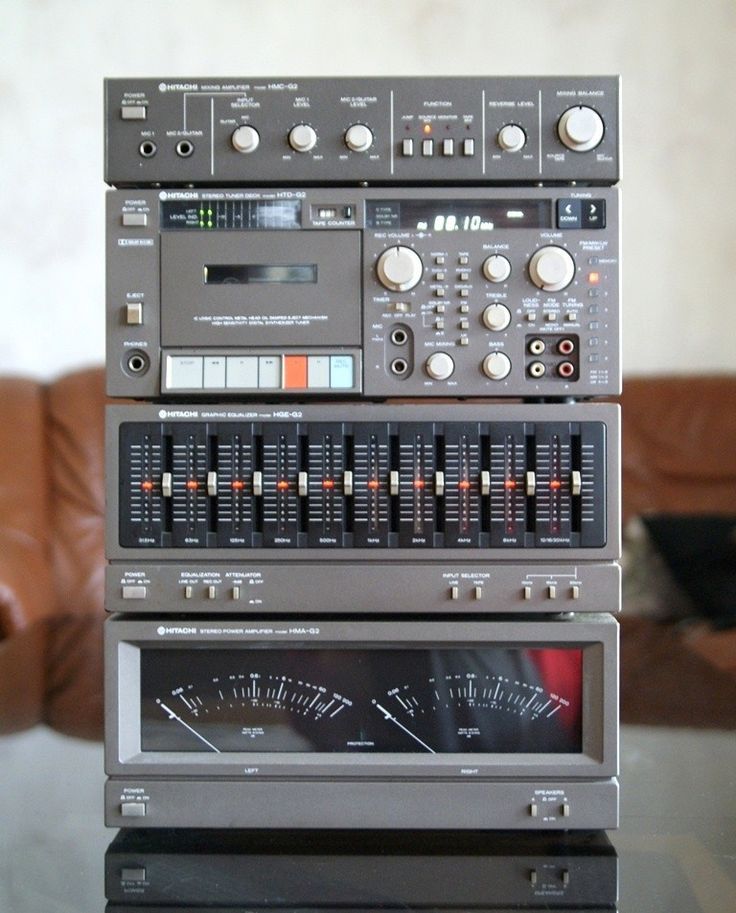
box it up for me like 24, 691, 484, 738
482, 352, 511, 380
376, 246, 423, 292
528, 246, 576, 292
482, 304, 512, 332
288, 124, 317, 152
425, 352, 455, 381
344, 123, 373, 152
557, 106, 604, 152
497, 124, 526, 152
482, 254, 511, 283
231, 125, 260, 154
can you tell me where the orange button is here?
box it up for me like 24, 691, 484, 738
284, 355, 308, 389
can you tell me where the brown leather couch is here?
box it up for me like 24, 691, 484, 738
1, 368, 735, 738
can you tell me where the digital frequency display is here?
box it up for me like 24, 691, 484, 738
365, 200, 552, 232
141, 647, 583, 754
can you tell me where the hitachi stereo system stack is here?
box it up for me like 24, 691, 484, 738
103, 77, 621, 830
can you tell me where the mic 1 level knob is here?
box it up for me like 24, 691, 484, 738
557, 106, 604, 152
376, 246, 424, 292
482, 254, 512, 283
288, 124, 317, 152
425, 352, 455, 381
482, 352, 512, 380
482, 303, 512, 331
528, 246, 576, 292
231, 125, 260, 154
345, 123, 373, 152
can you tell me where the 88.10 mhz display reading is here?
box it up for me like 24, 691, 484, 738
365, 199, 552, 232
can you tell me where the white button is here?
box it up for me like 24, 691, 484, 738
232, 586, 240, 600
571, 585, 580, 600
165, 356, 203, 390
126, 302, 143, 325
184, 586, 193, 599
462, 138, 475, 156
474, 586, 483, 600
121, 802, 146, 817
548, 585, 557, 599
208, 586, 217, 600
226, 356, 258, 389
203, 357, 226, 389
402, 138, 414, 156
442, 138, 454, 156
422, 139, 433, 156
121, 106, 146, 120
122, 212, 147, 227
259, 357, 281, 388
122, 585, 147, 600
523, 585, 532, 600
450, 585, 459, 600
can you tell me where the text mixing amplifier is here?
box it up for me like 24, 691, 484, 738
105, 616, 618, 830
104, 75, 622, 832
105, 76, 620, 187
108, 186, 619, 399
106, 402, 619, 616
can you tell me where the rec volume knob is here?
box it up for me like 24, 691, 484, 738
345, 123, 373, 152
528, 246, 576, 292
376, 246, 423, 292
231, 125, 260, 154
288, 124, 317, 152
557, 106, 605, 152
425, 352, 455, 380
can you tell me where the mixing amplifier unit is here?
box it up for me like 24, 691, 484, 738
108, 186, 620, 399
105, 615, 619, 830
105, 76, 620, 186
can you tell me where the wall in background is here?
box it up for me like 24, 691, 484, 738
1, 0, 734, 380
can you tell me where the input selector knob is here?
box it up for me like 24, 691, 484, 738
288, 123, 317, 152
231, 125, 260, 154
482, 254, 511, 283
482, 352, 511, 380
482, 303, 512, 331
376, 246, 423, 292
425, 352, 455, 380
528, 246, 576, 292
345, 123, 373, 152
557, 106, 604, 152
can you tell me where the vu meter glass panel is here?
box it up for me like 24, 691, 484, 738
140, 647, 583, 754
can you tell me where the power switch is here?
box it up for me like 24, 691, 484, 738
121, 105, 147, 121
122, 212, 147, 227
120, 802, 146, 817
122, 585, 146, 600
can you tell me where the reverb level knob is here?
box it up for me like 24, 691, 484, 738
425, 352, 455, 381
376, 246, 423, 292
557, 106, 604, 152
528, 246, 576, 292
289, 124, 317, 152
231, 124, 260, 154
497, 124, 526, 152
345, 123, 373, 152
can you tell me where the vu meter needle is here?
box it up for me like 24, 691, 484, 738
158, 702, 221, 753
374, 703, 436, 753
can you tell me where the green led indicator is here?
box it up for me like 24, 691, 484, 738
198, 220, 205, 227
198, 209, 205, 216
207, 221, 213, 228
207, 209, 213, 216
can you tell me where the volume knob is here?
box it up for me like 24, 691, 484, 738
231, 125, 260, 154
288, 124, 317, 153
528, 246, 576, 292
345, 123, 373, 152
557, 106, 604, 152
376, 246, 423, 292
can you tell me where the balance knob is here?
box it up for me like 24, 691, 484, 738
376, 246, 423, 292
425, 352, 455, 381
231, 125, 260, 154
482, 303, 511, 332
557, 106, 604, 152
528, 246, 576, 292
482, 254, 511, 283
288, 124, 317, 152
497, 124, 526, 152
482, 352, 511, 380
345, 123, 373, 152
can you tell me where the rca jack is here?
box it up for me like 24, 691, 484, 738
528, 361, 546, 379
138, 140, 157, 158
390, 328, 408, 346
390, 357, 409, 376
528, 338, 546, 356
557, 338, 575, 356
175, 139, 195, 157
558, 361, 575, 378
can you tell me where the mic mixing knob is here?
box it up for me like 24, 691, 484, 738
345, 123, 373, 152
288, 123, 318, 152
482, 352, 512, 380
231, 125, 260, 154
482, 254, 512, 283
497, 124, 526, 152
482, 303, 512, 331
557, 106, 604, 152
425, 352, 455, 381
376, 246, 424, 292
528, 246, 576, 292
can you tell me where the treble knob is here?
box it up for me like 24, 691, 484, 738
376, 246, 424, 292
528, 246, 576, 292
557, 106, 604, 152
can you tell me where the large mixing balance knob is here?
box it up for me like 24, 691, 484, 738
557, 106, 604, 152
425, 352, 455, 381
231, 125, 260, 154
528, 246, 576, 292
288, 124, 318, 152
376, 246, 424, 292
344, 123, 373, 152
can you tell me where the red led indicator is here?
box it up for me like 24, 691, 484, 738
322, 479, 335, 490
588, 271, 600, 285
367, 480, 380, 490
277, 480, 289, 491
140, 480, 154, 492
458, 480, 471, 490
504, 479, 517, 490
550, 480, 562, 490
413, 479, 425, 489
231, 480, 245, 491
186, 480, 198, 490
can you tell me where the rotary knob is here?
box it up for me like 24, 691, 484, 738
288, 124, 317, 153
231, 125, 260, 154
482, 352, 512, 381
376, 246, 423, 292
528, 246, 576, 292
344, 123, 373, 152
425, 352, 455, 381
557, 106, 604, 152
497, 124, 526, 153
482, 254, 511, 283
482, 303, 512, 332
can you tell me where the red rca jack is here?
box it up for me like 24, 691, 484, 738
557, 338, 575, 356
557, 361, 575, 378
528, 361, 546, 378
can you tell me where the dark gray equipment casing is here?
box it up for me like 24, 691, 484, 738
104, 76, 620, 187
105, 615, 619, 830
107, 186, 620, 399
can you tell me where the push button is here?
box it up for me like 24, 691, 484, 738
203, 356, 226, 389
422, 138, 434, 157
121, 212, 148, 227
402, 138, 414, 157
226, 356, 258, 389
125, 302, 143, 325
462, 138, 475, 156
166, 356, 203, 389
556, 199, 582, 229
330, 355, 354, 389
121, 105, 146, 120
258, 356, 281, 389
442, 138, 454, 156
120, 802, 147, 817
307, 355, 330, 388
284, 355, 308, 389
582, 199, 606, 229
122, 585, 147, 600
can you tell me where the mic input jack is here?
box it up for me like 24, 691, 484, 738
390, 328, 409, 346
390, 357, 409, 376
558, 361, 575, 378
138, 140, 157, 158
175, 139, 195, 157
528, 361, 546, 378
125, 351, 149, 375
528, 338, 546, 356
557, 338, 575, 356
